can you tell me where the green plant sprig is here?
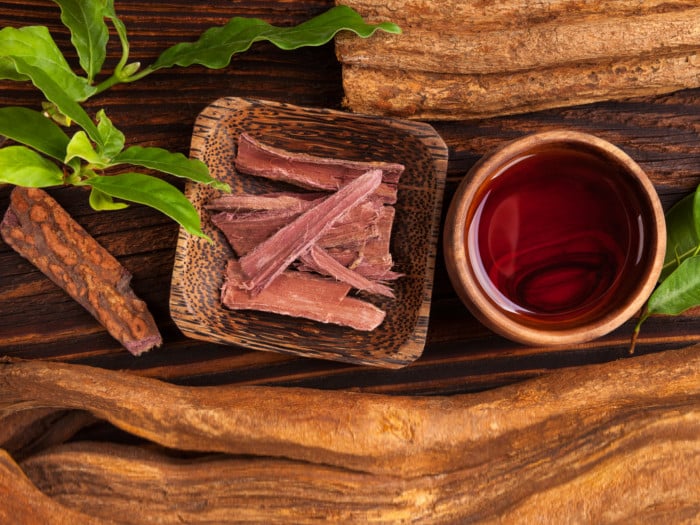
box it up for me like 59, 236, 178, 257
633, 185, 700, 350
0, 1, 401, 239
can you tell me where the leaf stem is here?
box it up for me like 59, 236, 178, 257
93, 65, 155, 95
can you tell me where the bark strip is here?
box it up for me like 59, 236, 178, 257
0, 449, 110, 525
17, 431, 700, 524
234, 132, 401, 203
0, 188, 161, 355
339, 0, 695, 32
1, 346, 699, 480
298, 245, 395, 298
341, 53, 700, 120
237, 169, 382, 295
336, 8, 700, 75
222, 260, 386, 331
211, 196, 382, 257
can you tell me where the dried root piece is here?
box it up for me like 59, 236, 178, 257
0, 187, 162, 355
0, 408, 95, 461
0, 449, 109, 525
0, 354, 699, 522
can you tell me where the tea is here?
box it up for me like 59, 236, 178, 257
466, 145, 653, 328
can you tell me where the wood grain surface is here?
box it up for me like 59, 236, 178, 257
1, 0, 699, 395
1, 2, 700, 521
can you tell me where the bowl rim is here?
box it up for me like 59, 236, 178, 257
443, 129, 667, 346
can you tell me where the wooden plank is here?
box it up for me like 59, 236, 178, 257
0, 0, 699, 395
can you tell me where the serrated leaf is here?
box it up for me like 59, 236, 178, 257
65, 130, 104, 166
9, 57, 102, 146
89, 186, 129, 210
51, 0, 110, 82
0, 107, 69, 161
85, 172, 209, 240
647, 255, 700, 317
0, 26, 96, 101
151, 5, 401, 70
0, 145, 64, 187
112, 146, 229, 191
96, 109, 125, 159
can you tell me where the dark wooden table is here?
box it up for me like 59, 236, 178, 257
2, 0, 700, 396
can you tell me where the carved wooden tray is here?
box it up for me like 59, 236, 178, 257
169, 97, 448, 368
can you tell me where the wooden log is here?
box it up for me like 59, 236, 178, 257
0, 187, 162, 355
340, 52, 700, 120
0, 449, 110, 525
19, 438, 699, 524
335, 8, 700, 75
1, 344, 699, 482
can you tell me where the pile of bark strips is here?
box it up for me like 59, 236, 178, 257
207, 132, 405, 331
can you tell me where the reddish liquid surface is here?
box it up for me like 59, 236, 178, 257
467, 146, 650, 327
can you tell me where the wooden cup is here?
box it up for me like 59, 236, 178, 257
443, 130, 666, 346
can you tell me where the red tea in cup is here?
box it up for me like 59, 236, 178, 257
444, 131, 666, 345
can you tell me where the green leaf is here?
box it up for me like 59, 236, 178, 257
51, 0, 110, 82
9, 57, 102, 146
647, 255, 700, 317
89, 186, 129, 210
0, 107, 70, 161
112, 146, 229, 191
0, 56, 28, 81
84, 172, 210, 240
660, 188, 700, 280
0, 145, 64, 187
96, 109, 125, 159
65, 130, 104, 166
151, 5, 401, 71
104, 0, 129, 63
0, 26, 96, 101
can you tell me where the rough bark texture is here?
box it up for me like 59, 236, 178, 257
16, 437, 700, 524
340, 54, 700, 120
336, 8, 700, 75
0, 349, 699, 522
0, 408, 95, 461
0, 187, 162, 355
340, 0, 697, 31
0, 449, 111, 525
335, 0, 700, 119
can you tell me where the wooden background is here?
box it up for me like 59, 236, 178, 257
1, 0, 700, 396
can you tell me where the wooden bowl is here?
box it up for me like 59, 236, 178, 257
170, 97, 448, 368
443, 130, 666, 346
